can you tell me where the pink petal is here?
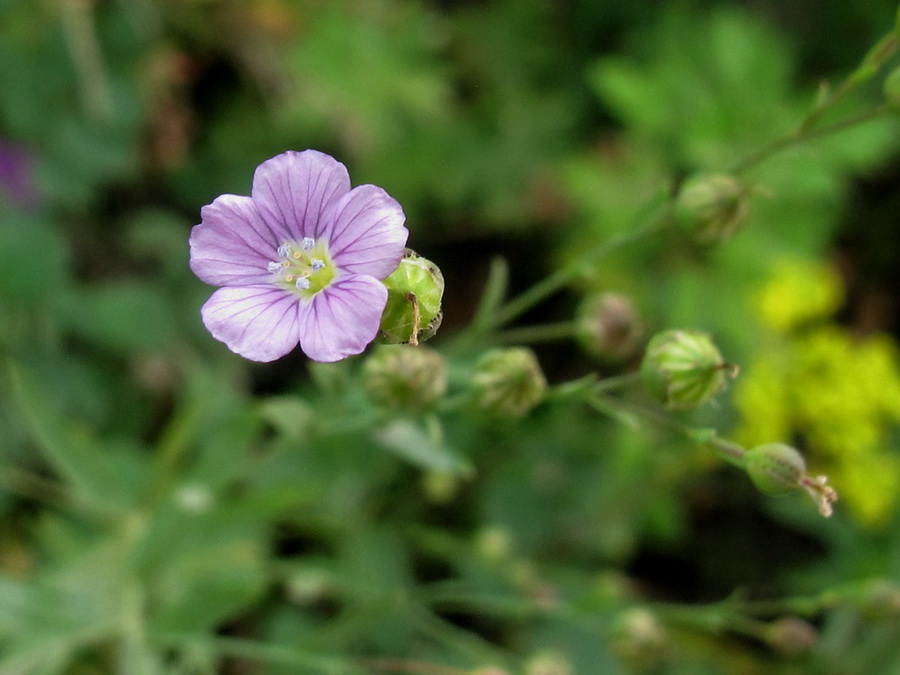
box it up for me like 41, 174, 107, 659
297, 275, 388, 362
200, 286, 302, 362
189, 194, 278, 286
251, 150, 350, 242
323, 185, 408, 279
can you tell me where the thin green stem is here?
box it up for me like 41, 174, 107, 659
486, 195, 670, 334
468, 256, 510, 338
730, 105, 891, 175
493, 321, 576, 345
58, 0, 114, 120
593, 371, 643, 393
588, 394, 747, 467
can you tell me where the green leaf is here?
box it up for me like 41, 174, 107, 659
373, 418, 472, 475
6, 360, 147, 511
58, 281, 177, 352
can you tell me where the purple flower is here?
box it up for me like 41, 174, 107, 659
189, 150, 408, 362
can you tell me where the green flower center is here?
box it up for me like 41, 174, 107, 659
267, 237, 336, 300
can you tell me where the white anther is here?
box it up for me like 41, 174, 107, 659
301, 237, 315, 250
295, 277, 311, 290
267, 261, 283, 273
277, 244, 292, 258
311, 259, 325, 272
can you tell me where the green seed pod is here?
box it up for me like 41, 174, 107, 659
575, 292, 643, 361
640, 329, 730, 409
379, 249, 444, 345
676, 173, 749, 244
471, 347, 547, 418
744, 442, 806, 495
884, 66, 900, 112
362, 344, 447, 410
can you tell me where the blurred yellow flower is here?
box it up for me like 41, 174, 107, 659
737, 261, 900, 527
755, 258, 844, 333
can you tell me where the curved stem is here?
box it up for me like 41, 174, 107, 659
493, 321, 577, 345
589, 393, 747, 467
486, 193, 671, 335
730, 105, 891, 175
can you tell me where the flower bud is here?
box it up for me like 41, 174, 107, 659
610, 608, 671, 671
640, 329, 731, 409
362, 344, 447, 410
524, 651, 572, 675
763, 616, 817, 657
470, 347, 547, 418
884, 66, 900, 112
853, 578, 900, 619
421, 470, 460, 504
744, 443, 839, 517
744, 443, 806, 495
676, 173, 749, 244
575, 292, 643, 361
379, 249, 444, 345
476, 526, 512, 561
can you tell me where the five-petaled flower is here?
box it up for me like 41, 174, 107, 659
189, 150, 408, 362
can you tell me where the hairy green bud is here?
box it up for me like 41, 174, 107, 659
640, 329, 732, 409
744, 442, 839, 517
744, 443, 806, 495
379, 249, 444, 345
676, 173, 749, 244
362, 344, 447, 410
471, 347, 547, 418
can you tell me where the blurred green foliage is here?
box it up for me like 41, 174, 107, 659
2, 0, 900, 673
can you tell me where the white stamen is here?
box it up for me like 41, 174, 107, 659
267, 261, 282, 273
301, 237, 315, 250
295, 277, 311, 290
277, 244, 292, 258
311, 259, 325, 272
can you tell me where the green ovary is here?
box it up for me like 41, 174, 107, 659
269, 238, 336, 299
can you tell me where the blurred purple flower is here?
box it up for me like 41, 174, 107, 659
0, 140, 38, 207
189, 150, 408, 362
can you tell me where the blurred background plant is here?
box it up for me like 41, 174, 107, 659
2, 0, 900, 673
